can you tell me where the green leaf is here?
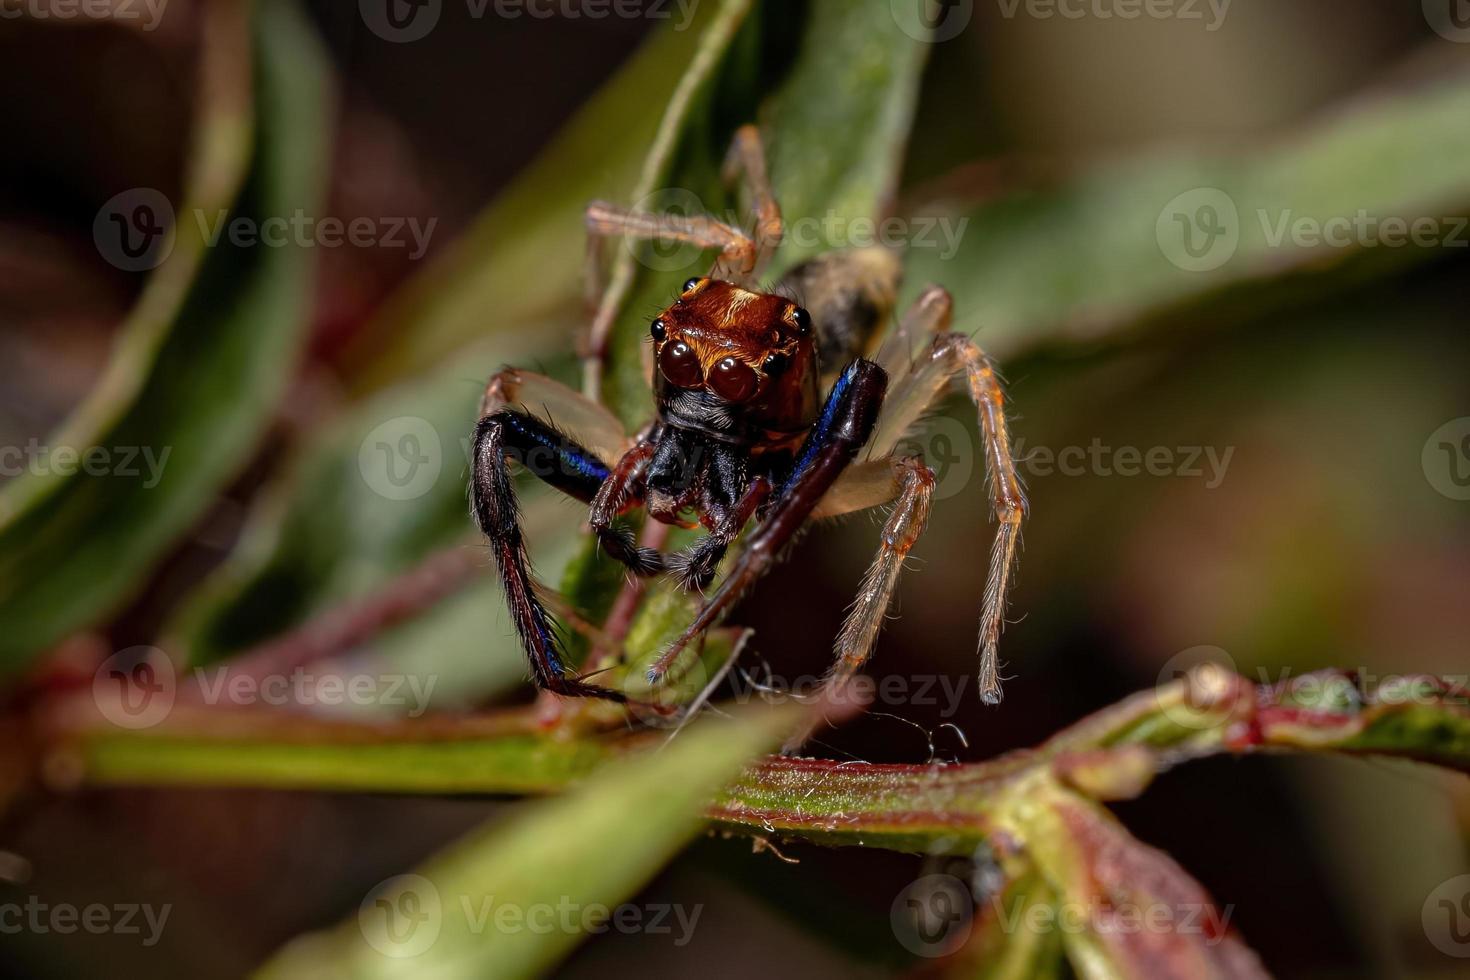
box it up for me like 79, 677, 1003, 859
989, 777, 1267, 980
254, 702, 800, 980
902, 71, 1470, 358
958, 868, 1067, 980
0, 1, 254, 528
0, 0, 329, 672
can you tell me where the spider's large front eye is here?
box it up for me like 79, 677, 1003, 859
658, 340, 703, 388
791, 306, 812, 336
709, 356, 759, 402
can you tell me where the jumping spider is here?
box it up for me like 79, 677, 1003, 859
471, 126, 1026, 735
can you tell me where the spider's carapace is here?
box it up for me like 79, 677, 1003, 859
651, 277, 820, 450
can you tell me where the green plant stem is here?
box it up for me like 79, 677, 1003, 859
42, 668, 1469, 854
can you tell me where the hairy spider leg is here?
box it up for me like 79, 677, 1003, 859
868, 286, 1028, 706
472, 409, 629, 701
782, 455, 936, 754
720, 123, 784, 279
480, 366, 628, 464
646, 358, 889, 684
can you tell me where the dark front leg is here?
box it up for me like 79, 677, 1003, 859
471, 410, 625, 701
647, 359, 889, 682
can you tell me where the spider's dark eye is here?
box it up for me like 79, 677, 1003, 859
658, 340, 702, 388
709, 356, 759, 402
682, 277, 703, 294
761, 352, 788, 378
791, 307, 812, 336
650, 318, 667, 342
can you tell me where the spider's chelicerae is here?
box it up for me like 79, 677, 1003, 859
471, 126, 1027, 738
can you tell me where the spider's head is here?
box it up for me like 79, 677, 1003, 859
650, 277, 819, 440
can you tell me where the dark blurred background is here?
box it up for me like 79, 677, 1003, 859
1, 1, 1467, 977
